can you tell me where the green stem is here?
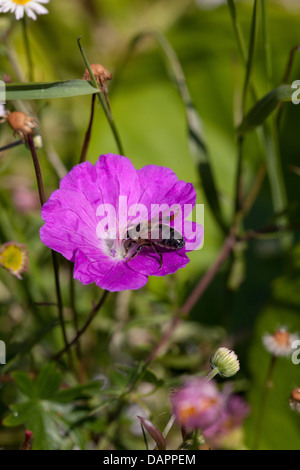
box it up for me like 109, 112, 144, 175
51, 251, 74, 369
241, 0, 259, 116
227, 0, 247, 63
205, 367, 220, 382
228, 0, 290, 248
253, 355, 277, 449
77, 37, 125, 156
261, 0, 273, 90
21, 17, 34, 82
27, 135, 73, 370
234, 136, 244, 215
226, 0, 257, 103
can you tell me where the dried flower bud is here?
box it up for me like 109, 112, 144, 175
210, 347, 240, 378
83, 63, 112, 87
6, 111, 38, 142
289, 388, 300, 413
0, 241, 29, 279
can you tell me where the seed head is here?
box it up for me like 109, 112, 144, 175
6, 111, 38, 142
83, 64, 112, 87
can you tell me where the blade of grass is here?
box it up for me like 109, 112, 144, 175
6, 80, 99, 100
228, 0, 291, 247
119, 30, 228, 234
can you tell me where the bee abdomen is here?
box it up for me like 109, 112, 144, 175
159, 238, 185, 250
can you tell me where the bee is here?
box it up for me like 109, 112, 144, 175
124, 211, 185, 270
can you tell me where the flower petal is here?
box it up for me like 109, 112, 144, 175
74, 250, 148, 292
126, 246, 190, 277
137, 165, 197, 218
40, 189, 100, 261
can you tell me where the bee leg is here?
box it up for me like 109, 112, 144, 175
150, 243, 163, 270
126, 242, 151, 263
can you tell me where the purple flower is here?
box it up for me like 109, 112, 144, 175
40, 154, 203, 292
171, 379, 225, 430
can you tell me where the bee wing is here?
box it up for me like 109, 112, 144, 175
127, 209, 182, 239
148, 208, 181, 227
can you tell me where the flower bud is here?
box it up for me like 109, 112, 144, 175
210, 347, 240, 378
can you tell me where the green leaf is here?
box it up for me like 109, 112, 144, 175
5, 80, 99, 101
54, 381, 103, 403
3, 402, 36, 427
3, 319, 62, 373
238, 85, 293, 134
3, 364, 97, 449
12, 371, 37, 398
4, 402, 65, 450
36, 363, 62, 399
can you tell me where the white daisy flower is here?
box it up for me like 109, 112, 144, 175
0, 0, 49, 21
262, 327, 299, 357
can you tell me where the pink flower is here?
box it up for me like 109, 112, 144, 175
171, 378, 249, 441
40, 154, 203, 292
171, 379, 225, 430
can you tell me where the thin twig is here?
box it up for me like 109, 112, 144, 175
79, 93, 96, 163
69, 262, 81, 358
144, 230, 237, 366
0, 140, 23, 153
77, 37, 125, 156
53, 290, 109, 361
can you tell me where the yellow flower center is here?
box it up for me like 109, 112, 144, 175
12, 0, 31, 5
0, 245, 24, 272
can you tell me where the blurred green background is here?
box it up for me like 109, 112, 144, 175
0, 0, 300, 450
